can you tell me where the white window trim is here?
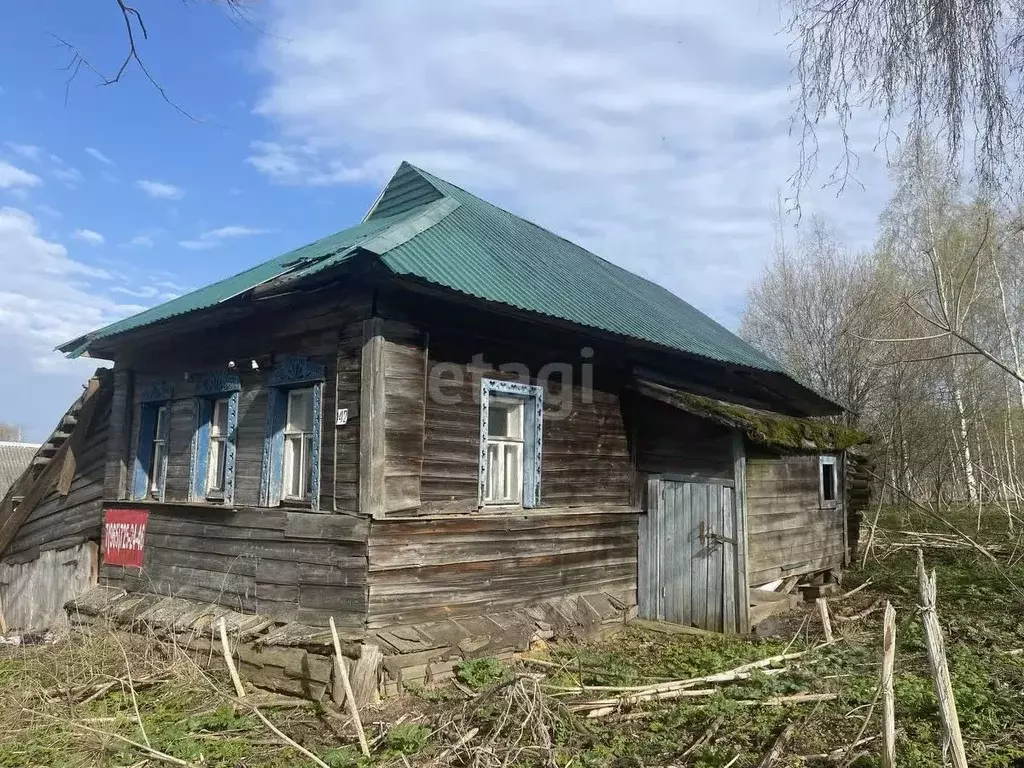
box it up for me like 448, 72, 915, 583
819, 455, 838, 508
149, 405, 169, 498
206, 397, 230, 495
282, 387, 315, 502
485, 397, 525, 505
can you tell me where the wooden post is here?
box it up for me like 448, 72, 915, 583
218, 618, 246, 699
881, 601, 897, 768
330, 617, 370, 757
816, 598, 834, 643
731, 432, 751, 634
916, 550, 967, 768
359, 318, 386, 519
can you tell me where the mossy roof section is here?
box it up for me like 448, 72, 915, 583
642, 383, 868, 451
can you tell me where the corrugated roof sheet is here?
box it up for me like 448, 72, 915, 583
62, 162, 784, 375
0, 442, 38, 500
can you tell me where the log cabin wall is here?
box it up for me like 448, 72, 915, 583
115, 292, 371, 512
366, 509, 638, 628
745, 450, 846, 585
361, 291, 639, 627
99, 503, 369, 629
373, 314, 635, 515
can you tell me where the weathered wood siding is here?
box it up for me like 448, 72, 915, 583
2, 390, 111, 564
382, 321, 427, 514
365, 509, 638, 627
633, 398, 734, 481
745, 452, 845, 585
119, 295, 369, 512
413, 334, 633, 512
100, 504, 369, 628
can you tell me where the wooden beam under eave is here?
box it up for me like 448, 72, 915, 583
359, 318, 386, 519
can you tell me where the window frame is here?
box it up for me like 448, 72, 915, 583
132, 381, 173, 502
189, 373, 241, 505
282, 387, 316, 501
819, 454, 839, 509
478, 378, 543, 509
260, 357, 325, 510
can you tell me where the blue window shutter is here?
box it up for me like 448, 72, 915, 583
260, 387, 287, 507
190, 398, 212, 501
132, 405, 157, 501
223, 391, 239, 505
309, 383, 322, 511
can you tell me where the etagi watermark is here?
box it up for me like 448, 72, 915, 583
427, 347, 595, 420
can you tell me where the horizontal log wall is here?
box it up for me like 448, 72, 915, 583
122, 294, 370, 511
365, 508, 638, 628
100, 504, 369, 628
745, 452, 845, 585
415, 342, 633, 513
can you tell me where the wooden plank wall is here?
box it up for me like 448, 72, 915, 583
101, 505, 369, 628
413, 331, 633, 513
2, 391, 111, 565
365, 509, 638, 627
120, 295, 369, 511
382, 321, 427, 514
745, 452, 845, 585
632, 398, 735, 481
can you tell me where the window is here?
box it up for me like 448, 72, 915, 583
149, 405, 169, 497
207, 398, 230, 494
260, 356, 325, 509
479, 379, 543, 508
486, 398, 525, 504
132, 382, 173, 502
190, 373, 240, 504
820, 455, 838, 508
283, 388, 315, 500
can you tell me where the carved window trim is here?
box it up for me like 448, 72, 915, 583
190, 373, 241, 505
478, 378, 544, 508
260, 357, 325, 510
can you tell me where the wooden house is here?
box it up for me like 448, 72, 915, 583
0, 163, 868, 694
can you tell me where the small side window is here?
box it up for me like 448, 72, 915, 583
819, 455, 838, 508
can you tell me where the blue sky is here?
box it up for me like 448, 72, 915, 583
0, 0, 890, 441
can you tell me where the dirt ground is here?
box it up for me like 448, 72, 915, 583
2, 508, 1023, 767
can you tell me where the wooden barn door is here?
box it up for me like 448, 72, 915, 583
639, 477, 743, 632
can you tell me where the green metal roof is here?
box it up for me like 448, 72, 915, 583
62, 162, 785, 375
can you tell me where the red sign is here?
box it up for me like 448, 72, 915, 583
102, 508, 149, 568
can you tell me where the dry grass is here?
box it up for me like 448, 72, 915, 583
0, 623, 356, 767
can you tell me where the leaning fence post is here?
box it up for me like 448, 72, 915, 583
916, 550, 967, 768
881, 601, 897, 768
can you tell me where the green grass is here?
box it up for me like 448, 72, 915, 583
4, 507, 1023, 766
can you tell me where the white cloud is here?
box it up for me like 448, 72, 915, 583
249, 0, 891, 326
52, 166, 83, 187
85, 147, 114, 165
0, 160, 42, 189
179, 224, 270, 250
128, 234, 154, 247
73, 228, 105, 245
0, 207, 149, 437
137, 179, 185, 199
4, 142, 42, 162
